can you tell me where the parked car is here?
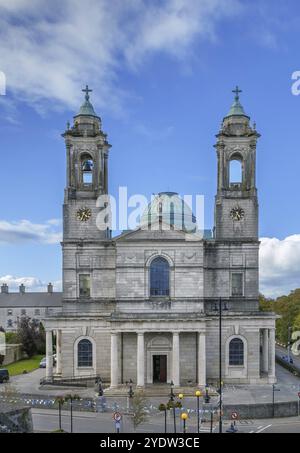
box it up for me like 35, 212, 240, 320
39, 357, 47, 368
39, 355, 56, 368
281, 355, 294, 364
0, 369, 9, 383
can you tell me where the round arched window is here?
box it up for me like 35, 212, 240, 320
150, 257, 170, 296
77, 339, 93, 367
229, 338, 244, 366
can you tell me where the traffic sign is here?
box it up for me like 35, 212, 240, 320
113, 412, 122, 422
231, 411, 239, 420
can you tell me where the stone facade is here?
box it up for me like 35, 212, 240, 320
43, 87, 277, 387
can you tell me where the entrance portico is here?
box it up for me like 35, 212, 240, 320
110, 327, 207, 388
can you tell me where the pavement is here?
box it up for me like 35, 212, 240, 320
30, 407, 300, 433
2, 364, 300, 405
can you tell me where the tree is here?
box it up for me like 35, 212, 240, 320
5, 332, 18, 344
130, 391, 148, 431
260, 289, 300, 345
16, 317, 45, 358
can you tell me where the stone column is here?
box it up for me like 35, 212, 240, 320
56, 330, 62, 375
137, 332, 145, 387
262, 329, 269, 374
198, 332, 206, 387
46, 330, 53, 380
110, 333, 119, 387
268, 328, 276, 378
172, 332, 180, 386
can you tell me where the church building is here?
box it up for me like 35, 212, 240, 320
43, 86, 276, 387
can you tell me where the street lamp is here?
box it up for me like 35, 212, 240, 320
125, 379, 134, 412
181, 412, 188, 433
98, 378, 103, 397
288, 324, 292, 363
170, 380, 175, 401
272, 384, 280, 418
204, 385, 211, 404
214, 298, 228, 434
167, 386, 182, 434
195, 390, 202, 433
159, 404, 168, 433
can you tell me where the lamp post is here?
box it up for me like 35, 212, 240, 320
195, 390, 202, 433
214, 298, 228, 434
65, 394, 80, 433
127, 379, 134, 411
159, 404, 168, 433
272, 384, 280, 418
55, 396, 65, 431
181, 412, 188, 434
204, 385, 211, 404
170, 380, 175, 402
98, 378, 103, 396
167, 382, 182, 434
287, 324, 292, 363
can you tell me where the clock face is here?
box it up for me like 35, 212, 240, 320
76, 207, 92, 222
230, 206, 245, 221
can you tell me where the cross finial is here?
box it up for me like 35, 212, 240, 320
232, 85, 242, 101
82, 84, 92, 101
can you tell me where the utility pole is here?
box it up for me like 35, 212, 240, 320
219, 298, 222, 434
287, 324, 292, 363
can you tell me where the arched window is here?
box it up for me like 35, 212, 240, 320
77, 339, 93, 367
229, 159, 242, 184
81, 153, 94, 184
229, 338, 244, 366
150, 257, 170, 296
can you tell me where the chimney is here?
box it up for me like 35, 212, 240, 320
1, 283, 8, 294
19, 284, 25, 294
47, 282, 53, 294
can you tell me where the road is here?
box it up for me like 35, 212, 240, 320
31, 408, 300, 434
276, 344, 300, 368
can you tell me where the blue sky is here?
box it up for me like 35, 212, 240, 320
0, 0, 300, 296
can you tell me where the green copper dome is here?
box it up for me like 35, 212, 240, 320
76, 85, 97, 117
78, 99, 97, 116
140, 192, 197, 233
226, 86, 249, 118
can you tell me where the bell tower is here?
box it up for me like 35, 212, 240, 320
62, 86, 111, 241
214, 87, 260, 240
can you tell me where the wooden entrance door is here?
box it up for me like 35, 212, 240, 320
153, 355, 167, 383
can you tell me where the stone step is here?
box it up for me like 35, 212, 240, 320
104, 385, 218, 398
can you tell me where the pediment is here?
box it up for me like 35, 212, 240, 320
115, 221, 203, 242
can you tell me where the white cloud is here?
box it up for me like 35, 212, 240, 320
260, 235, 300, 298
0, 0, 241, 116
0, 275, 62, 292
0, 219, 62, 244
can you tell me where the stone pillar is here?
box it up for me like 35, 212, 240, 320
137, 332, 145, 387
198, 332, 206, 387
56, 330, 62, 375
268, 328, 276, 378
46, 330, 53, 380
172, 332, 180, 386
110, 333, 119, 387
262, 329, 269, 374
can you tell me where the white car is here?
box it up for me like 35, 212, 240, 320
39, 355, 56, 368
